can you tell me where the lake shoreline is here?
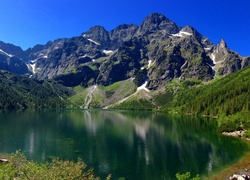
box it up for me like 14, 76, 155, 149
206, 133, 250, 180
222, 130, 250, 142
206, 151, 250, 180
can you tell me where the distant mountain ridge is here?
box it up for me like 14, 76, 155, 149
0, 13, 249, 90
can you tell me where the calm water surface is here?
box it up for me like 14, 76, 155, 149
0, 109, 248, 179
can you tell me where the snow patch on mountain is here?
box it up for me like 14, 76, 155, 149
79, 54, 88, 59
203, 38, 208, 42
211, 53, 216, 63
180, 60, 188, 70
30, 64, 36, 73
137, 81, 150, 92
204, 47, 212, 51
147, 60, 152, 69
103, 50, 113, 55
0, 49, 13, 57
171, 30, 192, 37
87, 39, 100, 46
27, 60, 38, 74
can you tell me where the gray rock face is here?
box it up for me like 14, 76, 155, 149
212, 39, 245, 76
0, 41, 27, 61
82, 26, 111, 49
0, 13, 249, 90
0, 43, 30, 75
97, 38, 142, 86
136, 13, 181, 36
242, 57, 250, 68
109, 24, 138, 49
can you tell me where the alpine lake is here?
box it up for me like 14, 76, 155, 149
0, 109, 249, 179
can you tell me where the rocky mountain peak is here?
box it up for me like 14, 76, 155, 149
143, 13, 168, 26
180, 25, 204, 43
181, 25, 195, 34
215, 39, 229, 55
0, 41, 27, 61
211, 38, 247, 76
137, 13, 181, 35
218, 39, 228, 49
82, 26, 110, 48
84, 25, 108, 35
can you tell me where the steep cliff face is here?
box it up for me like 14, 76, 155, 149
97, 38, 143, 86
211, 39, 246, 76
109, 24, 138, 49
0, 13, 249, 91
0, 41, 27, 61
0, 42, 30, 75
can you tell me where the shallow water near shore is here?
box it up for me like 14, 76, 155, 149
0, 109, 249, 179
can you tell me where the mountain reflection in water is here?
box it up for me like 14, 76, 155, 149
0, 110, 248, 179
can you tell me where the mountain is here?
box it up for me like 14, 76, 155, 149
211, 39, 248, 76
0, 41, 27, 60
0, 12, 250, 138
0, 12, 249, 108
0, 41, 31, 75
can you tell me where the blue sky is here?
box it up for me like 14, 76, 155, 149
0, 0, 249, 56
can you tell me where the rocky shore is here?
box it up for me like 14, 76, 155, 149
221, 131, 250, 179
229, 170, 250, 180
222, 131, 250, 141
0, 158, 8, 162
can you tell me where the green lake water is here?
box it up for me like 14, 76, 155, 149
0, 109, 248, 179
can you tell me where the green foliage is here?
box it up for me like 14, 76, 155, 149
99, 80, 132, 92
113, 98, 154, 111
0, 71, 71, 110
154, 90, 174, 107
176, 172, 200, 180
244, 130, 250, 138
69, 80, 137, 108
87, 64, 98, 71
182, 79, 202, 88
172, 66, 250, 116
166, 67, 250, 133
0, 151, 108, 180
217, 112, 250, 133
68, 88, 88, 108
176, 172, 191, 180
89, 92, 105, 108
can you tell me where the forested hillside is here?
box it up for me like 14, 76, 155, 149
112, 66, 250, 135
171, 66, 250, 116
0, 71, 72, 109
165, 66, 250, 135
